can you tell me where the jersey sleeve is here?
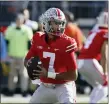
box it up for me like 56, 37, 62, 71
25, 34, 38, 59
64, 51, 77, 70
65, 37, 77, 53
64, 37, 77, 70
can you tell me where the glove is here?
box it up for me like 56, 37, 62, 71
26, 57, 42, 80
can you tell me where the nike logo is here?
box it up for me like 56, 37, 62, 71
54, 48, 59, 51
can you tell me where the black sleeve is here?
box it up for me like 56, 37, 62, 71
28, 40, 31, 49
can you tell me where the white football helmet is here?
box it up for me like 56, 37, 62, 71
97, 12, 108, 28
39, 8, 66, 36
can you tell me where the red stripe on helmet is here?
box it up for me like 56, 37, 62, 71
56, 8, 61, 18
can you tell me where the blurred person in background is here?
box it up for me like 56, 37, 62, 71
89, 10, 108, 63
0, 26, 7, 34
0, 32, 8, 93
64, 11, 86, 56
21, 8, 39, 34
5, 13, 33, 97
0, 32, 8, 65
21, 8, 40, 94
91, 7, 108, 33
91, 11, 104, 33
77, 12, 108, 103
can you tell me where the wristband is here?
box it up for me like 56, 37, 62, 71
47, 72, 56, 79
38, 61, 42, 65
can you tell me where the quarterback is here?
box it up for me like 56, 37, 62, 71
24, 8, 78, 103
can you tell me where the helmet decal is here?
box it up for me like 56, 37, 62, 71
56, 8, 61, 18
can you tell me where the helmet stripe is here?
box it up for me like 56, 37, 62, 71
56, 8, 60, 18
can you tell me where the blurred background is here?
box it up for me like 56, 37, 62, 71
0, 1, 108, 103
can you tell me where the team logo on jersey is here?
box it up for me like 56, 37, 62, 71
37, 46, 43, 49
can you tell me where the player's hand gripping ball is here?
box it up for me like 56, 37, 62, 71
26, 57, 42, 80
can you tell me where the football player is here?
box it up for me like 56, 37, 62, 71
77, 12, 108, 103
24, 8, 78, 103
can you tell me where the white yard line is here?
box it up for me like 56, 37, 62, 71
1, 94, 108, 103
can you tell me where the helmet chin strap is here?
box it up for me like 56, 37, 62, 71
49, 27, 54, 33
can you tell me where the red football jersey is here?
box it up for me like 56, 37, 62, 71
26, 32, 77, 84
78, 28, 108, 60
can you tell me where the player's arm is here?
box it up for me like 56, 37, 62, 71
24, 35, 40, 80
24, 38, 37, 68
100, 40, 108, 76
55, 38, 78, 81
24, 46, 34, 67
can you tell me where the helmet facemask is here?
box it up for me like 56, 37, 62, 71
45, 18, 66, 36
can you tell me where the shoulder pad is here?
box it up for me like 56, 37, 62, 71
63, 35, 77, 52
